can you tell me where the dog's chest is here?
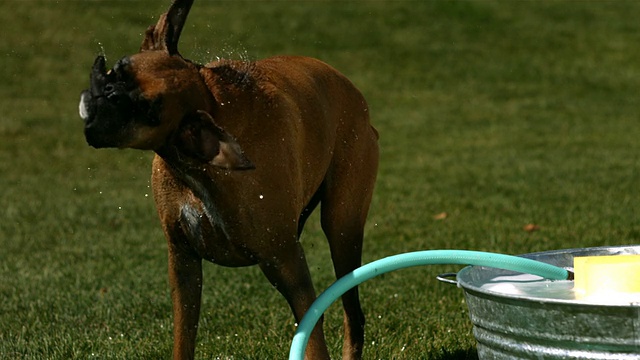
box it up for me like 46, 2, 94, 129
179, 202, 208, 247
177, 196, 254, 266
178, 200, 225, 258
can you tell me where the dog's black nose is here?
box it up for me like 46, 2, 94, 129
104, 83, 118, 100
103, 81, 130, 104
104, 83, 115, 94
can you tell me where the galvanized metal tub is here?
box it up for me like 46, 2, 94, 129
455, 245, 640, 359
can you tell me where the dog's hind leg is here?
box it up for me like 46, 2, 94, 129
320, 130, 379, 360
320, 198, 368, 360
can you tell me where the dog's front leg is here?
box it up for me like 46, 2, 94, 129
168, 241, 203, 360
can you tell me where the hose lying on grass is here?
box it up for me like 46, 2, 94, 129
288, 249, 573, 360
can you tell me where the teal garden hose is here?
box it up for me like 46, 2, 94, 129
288, 249, 573, 359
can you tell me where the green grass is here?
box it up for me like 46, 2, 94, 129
1, 1, 639, 359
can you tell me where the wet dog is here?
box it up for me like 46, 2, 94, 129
79, 1, 378, 358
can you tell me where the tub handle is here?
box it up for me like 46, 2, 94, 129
436, 272, 458, 285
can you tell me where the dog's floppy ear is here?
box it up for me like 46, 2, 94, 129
175, 110, 255, 170
140, 0, 193, 55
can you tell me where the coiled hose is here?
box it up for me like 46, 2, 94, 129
289, 249, 572, 359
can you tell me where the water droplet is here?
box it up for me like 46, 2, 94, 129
97, 41, 105, 58
259, 194, 264, 199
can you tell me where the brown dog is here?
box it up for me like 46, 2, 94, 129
79, 0, 378, 359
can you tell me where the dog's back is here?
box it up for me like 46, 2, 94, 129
196, 55, 378, 204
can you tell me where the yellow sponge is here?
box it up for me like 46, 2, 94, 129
574, 254, 640, 302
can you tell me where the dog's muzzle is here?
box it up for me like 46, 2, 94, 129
80, 55, 133, 148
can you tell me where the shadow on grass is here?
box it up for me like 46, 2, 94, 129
437, 347, 479, 360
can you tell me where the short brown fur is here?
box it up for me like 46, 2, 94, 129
80, 1, 378, 359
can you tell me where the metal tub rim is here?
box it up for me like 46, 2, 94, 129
456, 244, 640, 308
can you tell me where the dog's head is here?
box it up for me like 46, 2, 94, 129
79, 0, 253, 170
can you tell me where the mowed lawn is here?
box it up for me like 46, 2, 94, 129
1, 1, 639, 359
